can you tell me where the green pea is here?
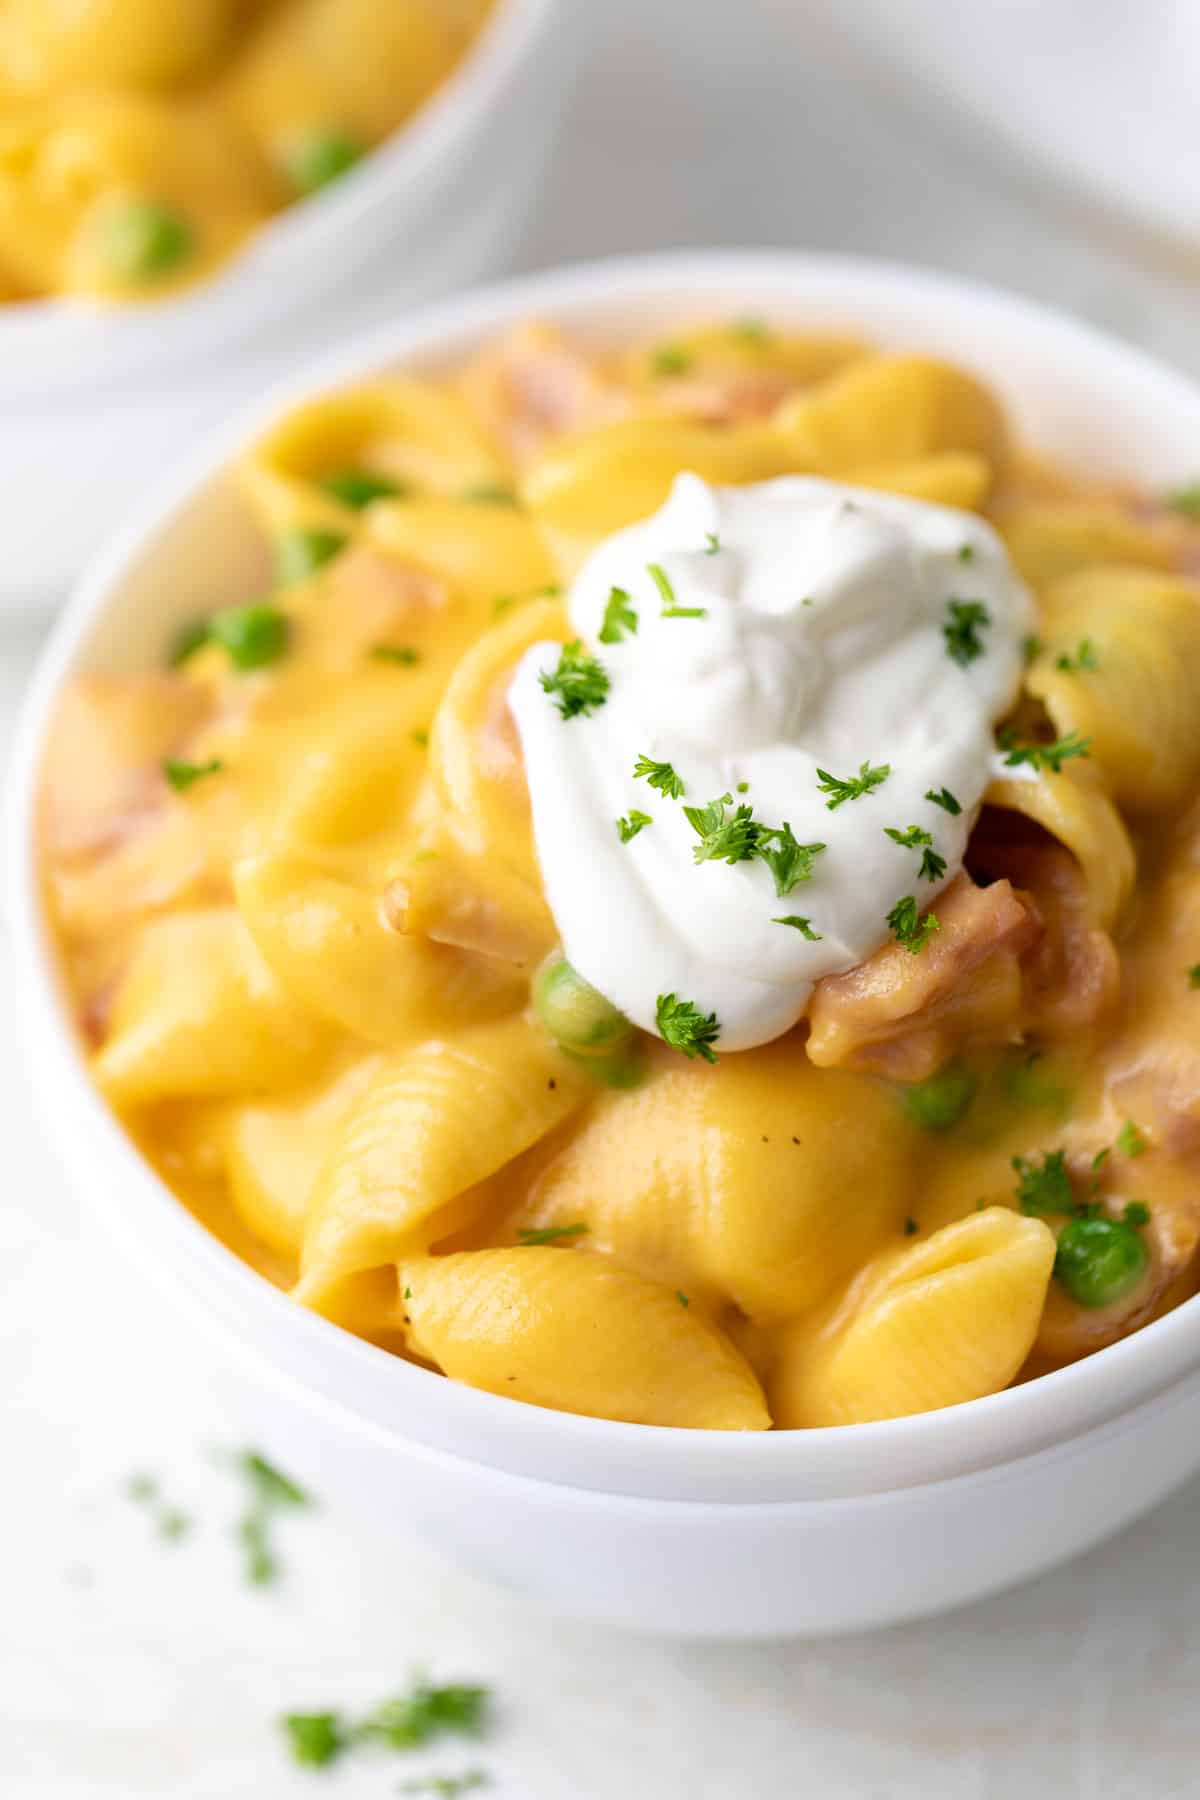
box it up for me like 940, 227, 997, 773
533, 956, 632, 1057
320, 469, 404, 510
274, 527, 347, 588
208, 604, 289, 672
283, 129, 364, 196
901, 1062, 976, 1131
1054, 1217, 1149, 1309
98, 200, 193, 284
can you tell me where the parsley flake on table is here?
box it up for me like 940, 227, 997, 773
231, 1449, 310, 1587
816, 759, 891, 810
616, 810, 652, 843
704, 531, 721, 555
1013, 1149, 1074, 1217
633, 753, 685, 798
886, 895, 940, 954
755, 824, 826, 897
942, 598, 991, 667
925, 786, 963, 816
283, 1712, 347, 1768
656, 993, 720, 1063
539, 641, 610, 719
163, 757, 223, 793
647, 560, 706, 619
773, 915, 821, 939
598, 585, 638, 644
998, 729, 1091, 773
683, 794, 761, 865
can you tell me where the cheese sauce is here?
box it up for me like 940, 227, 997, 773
510, 473, 1033, 1052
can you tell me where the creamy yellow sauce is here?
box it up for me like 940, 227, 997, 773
0, 0, 493, 302
37, 315, 1200, 1429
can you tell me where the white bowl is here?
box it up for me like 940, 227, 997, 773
11, 250, 1200, 1639
0, 0, 572, 610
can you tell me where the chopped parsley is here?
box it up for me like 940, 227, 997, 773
773, 915, 821, 939
369, 643, 419, 665
126, 1471, 192, 1543
998, 729, 1091, 773
598, 586, 638, 644
925, 785, 962, 816
412, 729, 429, 749
460, 481, 519, 507
816, 759, 891, 810
1116, 1120, 1148, 1159
1190, 965, 1200, 989
232, 1450, 309, 1587
649, 343, 693, 377
539, 641, 610, 719
398, 1775, 489, 1798
885, 827, 947, 884
755, 824, 826, 897
616, 810, 652, 843
1022, 633, 1044, 665
886, 895, 940, 955
492, 582, 562, 617
1124, 1201, 1151, 1229
281, 1682, 489, 1772
163, 756, 222, 793
517, 1223, 588, 1246
209, 603, 290, 671
321, 469, 402, 509
358, 1683, 489, 1750
704, 531, 721, 555
633, 753, 685, 798
943, 598, 991, 667
169, 616, 213, 667
648, 560, 706, 620
1166, 482, 1200, 519
283, 1712, 346, 1768
656, 992, 720, 1063
1013, 1148, 1074, 1217
1055, 638, 1099, 673
731, 315, 770, 345
683, 793, 760, 865
274, 527, 346, 588
676, 1290, 691, 1308
957, 544, 975, 564
903, 1217, 920, 1236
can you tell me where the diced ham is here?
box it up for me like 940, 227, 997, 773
806, 874, 1041, 1079
40, 675, 211, 862
461, 322, 626, 461
989, 841, 1120, 1040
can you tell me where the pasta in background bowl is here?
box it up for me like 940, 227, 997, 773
13, 252, 1200, 1638
0, 0, 571, 602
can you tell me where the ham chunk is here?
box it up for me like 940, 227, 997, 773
806, 874, 1041, 1079
461, 322, 625, 461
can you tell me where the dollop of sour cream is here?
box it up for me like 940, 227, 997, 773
509, 474, 1034, 1053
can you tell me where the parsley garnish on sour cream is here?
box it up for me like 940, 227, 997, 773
508, 473, 1032, 1054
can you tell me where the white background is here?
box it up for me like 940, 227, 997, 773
6, 4, 1200, 1795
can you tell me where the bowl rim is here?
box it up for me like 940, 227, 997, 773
13, 245, 1200, 1505
0, 0, 560, 357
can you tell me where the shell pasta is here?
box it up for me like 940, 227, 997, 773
0, 1, 492, 302
38, 314, 1200, 1430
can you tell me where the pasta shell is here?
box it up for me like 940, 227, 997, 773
399, 1248, 770, 1429
770, 1208, 1055, 1427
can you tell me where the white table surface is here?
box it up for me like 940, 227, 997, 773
6, 4, 1200, 1795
